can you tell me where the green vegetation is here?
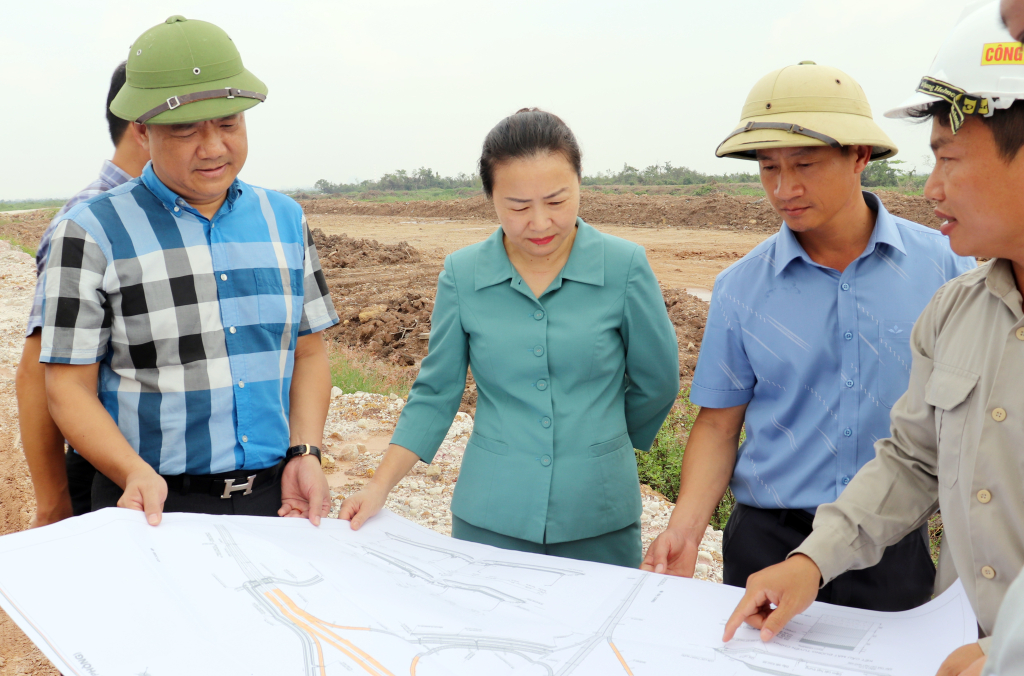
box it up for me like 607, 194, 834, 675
635, 391, 737, 530
0, 236, 35, 257
860, 159, 928, 192
584, 162, 760, 187
0, 199, 65, 212
328, 347, 415, 398
314, 168, 482, 195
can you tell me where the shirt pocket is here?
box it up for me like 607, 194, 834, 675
923, 362, 979, 490
877, 320, 915, 408
253, 269, 288, 338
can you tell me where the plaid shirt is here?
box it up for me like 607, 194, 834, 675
26, 160, 133, 337
39, 163, 339, 475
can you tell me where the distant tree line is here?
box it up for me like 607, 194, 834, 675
314, 168, 482, 194
313, 158, 924, 194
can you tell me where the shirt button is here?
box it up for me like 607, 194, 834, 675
173, 206, 180, 212
540, 455, 551, 467
992, 407, 1007, 422
845, 379, 854, 388
842, 476, 850, 485
229, 326, 236, 334
843, 428, 852, 437
982, 566, 996, 580
841, 283, 850, 291
220, 273, 228, 281
238, 381, 245, 388
533, 310, 545, 320
1016, 327, 1024, 341
534, 345, 545, 357
541, 417, 551, 428
536, 379, 548, 391
977, 489, 992, 504
844, 332, 853, 341
241, 435, 248, 443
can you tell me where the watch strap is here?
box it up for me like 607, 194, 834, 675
285, 444, 322, 463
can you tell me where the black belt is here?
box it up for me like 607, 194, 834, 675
758, 507, 817, 537
162, 462, 282, 499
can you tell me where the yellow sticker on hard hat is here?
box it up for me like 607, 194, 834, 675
982, 43, 1024, 65
917, 76, 990, 133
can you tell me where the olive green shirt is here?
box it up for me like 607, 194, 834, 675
794, 259, 1024, 650
391, 220, 680, 544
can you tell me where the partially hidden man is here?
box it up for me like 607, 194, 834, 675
39, 16, 339, 524
642, 61, 974, 613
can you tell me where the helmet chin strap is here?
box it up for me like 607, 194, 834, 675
718, 121, 843, 149
916, 76, 991, 133
136, 87, 266, 124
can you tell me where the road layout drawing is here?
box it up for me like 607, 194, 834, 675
0, 509, 976, 676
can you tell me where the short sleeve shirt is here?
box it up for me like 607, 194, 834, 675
691, 192, 975, 510
39, 163, 339, 475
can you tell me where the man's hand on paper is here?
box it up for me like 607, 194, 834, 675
723, 553, 821, 642
640, 526, 701, 576
936, 643, 985, 676
119, 466, 168, 526
339, 483, 390, 530
279, 455, 330, 526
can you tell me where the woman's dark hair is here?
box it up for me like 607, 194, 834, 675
106, 61, 129, 146
909, 99, 1024, 162
479, 108, 582, 197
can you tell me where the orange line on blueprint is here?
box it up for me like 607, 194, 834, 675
608, 641, 634, 676
265, 590, 395, 676
410, 655, 420, 675
312, 634, 327, 676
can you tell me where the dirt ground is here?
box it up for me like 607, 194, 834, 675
0, 190, 938, 674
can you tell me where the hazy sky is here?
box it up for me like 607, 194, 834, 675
0, 0, 981, 199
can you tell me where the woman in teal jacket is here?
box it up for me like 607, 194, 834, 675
341, 109, 680, 567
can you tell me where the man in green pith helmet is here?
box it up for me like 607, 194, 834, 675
39, 16, 339, 525
642, 60, 974, 613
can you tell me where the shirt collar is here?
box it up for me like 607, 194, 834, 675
97, 159, 133, 190
140, 161, 244, 217
984, 259, 1024, 319
773, 191, 907, 277
474, 218, 605, 292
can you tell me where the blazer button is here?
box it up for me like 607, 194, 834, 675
982, 566, 996, 580
533, 310, 545, 320
540, 455, 551, 466
534, 345, 545, 357
977, 489, 992, 504
541, 417, 551, 428
1016, 327, 1024, 341
992, 407, 1007, 422
536, 379, 548, 391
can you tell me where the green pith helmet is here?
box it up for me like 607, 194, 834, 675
109, 15, 267, 125
716, 61, 897, 161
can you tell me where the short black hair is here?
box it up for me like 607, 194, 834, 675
106, 61, 129, 146
910, 99, 1024, 162
479, 108, 583, 197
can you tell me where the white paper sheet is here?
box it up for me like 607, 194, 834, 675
0, 508, 976, 675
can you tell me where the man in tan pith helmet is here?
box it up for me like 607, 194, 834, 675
642, 61, 974, 616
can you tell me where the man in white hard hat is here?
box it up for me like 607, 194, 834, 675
722, 4, 1024, 675
641, 59, 973, 614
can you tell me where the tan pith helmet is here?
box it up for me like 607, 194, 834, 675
716, 61, 898, 161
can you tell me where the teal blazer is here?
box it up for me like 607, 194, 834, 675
390, 219, 680, 543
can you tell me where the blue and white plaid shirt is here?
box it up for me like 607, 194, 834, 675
39, 163, 339, 475
691, 192, 975, 510
26, 160, 133, 337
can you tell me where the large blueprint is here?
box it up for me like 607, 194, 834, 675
0, 508, 976, 675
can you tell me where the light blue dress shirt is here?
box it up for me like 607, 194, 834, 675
691, 192, 975, 510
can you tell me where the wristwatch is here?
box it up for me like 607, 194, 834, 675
285, 444, 322, 464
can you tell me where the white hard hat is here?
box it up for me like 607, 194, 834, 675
885, 1, 1024, 132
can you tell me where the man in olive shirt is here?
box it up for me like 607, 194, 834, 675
723, 5, 1024, 676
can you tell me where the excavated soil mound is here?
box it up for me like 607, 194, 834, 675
664, 291, 709, 387
298, 190, 941, 231
311, 228, 421, 268
327, 292, 435, 366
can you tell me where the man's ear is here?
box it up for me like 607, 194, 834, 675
851, 145, 873, 174
130, 122, 150, 152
